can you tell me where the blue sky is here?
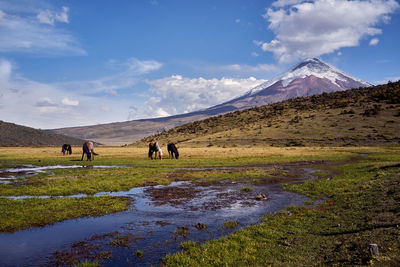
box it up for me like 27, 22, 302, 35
0, 0, 399, 129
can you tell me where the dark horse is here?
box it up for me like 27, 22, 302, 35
148, 140, 162, 160
167, 143, 179, 159
61, 144, 72, 155
81, 141, 98, 161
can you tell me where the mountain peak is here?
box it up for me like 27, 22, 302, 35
292, 58, 329, 72
247, 58, 371, 96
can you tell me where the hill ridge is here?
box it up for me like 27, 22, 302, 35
0, 120, 87, 147
137, 81, 400, 147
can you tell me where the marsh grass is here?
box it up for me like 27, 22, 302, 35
108, 233, 135, 247
0, 146, 356, 197
73, 260, 99, 267
222, 220, 239, 229
2, 145, 400, 264
165, 151, 400, 266
182, 168, 276, 183
0, 196, 130, 232
179, 241, 197, 251
241, 187, 253, 192
0, 167, 171, 196
134, 250, 144, 258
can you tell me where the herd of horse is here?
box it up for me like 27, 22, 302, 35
148, 140, 179, 160
62, 140, 179, 161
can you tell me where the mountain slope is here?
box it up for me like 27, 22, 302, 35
0, 120, 87, 146
210, 58, 371, 111
137, 81, 400, 147
51, 58, 371, 145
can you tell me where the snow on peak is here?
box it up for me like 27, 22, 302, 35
246, 58, 370, 96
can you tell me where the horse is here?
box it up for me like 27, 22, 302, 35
81, 141, 98, 161
148, 140, 162, 160
61, 144, 72, 155
167, 143, 179, 159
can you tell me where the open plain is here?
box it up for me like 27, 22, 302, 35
0, 145, 399, 266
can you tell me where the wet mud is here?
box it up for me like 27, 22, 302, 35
0, 161, 329, 266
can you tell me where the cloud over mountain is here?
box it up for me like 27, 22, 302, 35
256, 0, 399, 63
142, 75, 267, 118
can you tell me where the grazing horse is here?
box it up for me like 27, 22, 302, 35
81, 141, 98, 161
61, 144, 72, 155
148, 140, 162, 160
167, 143, 179, 159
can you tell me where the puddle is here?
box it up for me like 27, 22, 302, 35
0, 165, 319, 266
0, 165, 129, 184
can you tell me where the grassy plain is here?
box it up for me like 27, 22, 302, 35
1, 146, 399, 265
165, 148, 400, 266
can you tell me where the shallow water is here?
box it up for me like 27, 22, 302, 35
0, 165, 317, 266
0, 164, 128, 184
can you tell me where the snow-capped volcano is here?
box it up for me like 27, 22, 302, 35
247, 58, 370, 96
210, 58, 372, 110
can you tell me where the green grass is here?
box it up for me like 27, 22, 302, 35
222, 220, 239, 229
2, 146, 399, 267
180, 241, 197, 251
0, 148, 353, 232
0, 196, 130, 232
134, 250, 144, 258
241, 187, 253, 192
0, 167, 171, 196
0, 151, 350, 197
73, 260, 99, 267
164, 152, 400, 266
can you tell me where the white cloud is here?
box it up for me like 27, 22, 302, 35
107, 89, 119, 96
1, 57, 266, 127
251, 52, 260, 57
143, 75, 267, 118
37, 6, 69, 25
0, 4, 84, 55
35, 98, 58, 107
369, 38, 379, 46
56, 58, 163, 95
125, 58, 163, 75
0, 58, 12, 84
61, 97, 79, 106
0, 58, 162, 128
272, 0, 305, 8
258, 0, 399, 63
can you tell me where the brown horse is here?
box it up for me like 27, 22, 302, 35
167, 143, 179, 159
148, 140, 162, 160
61, 144, 72, 155
81, 141, 98, 161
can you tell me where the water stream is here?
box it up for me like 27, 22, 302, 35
0, 164, 318, 266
